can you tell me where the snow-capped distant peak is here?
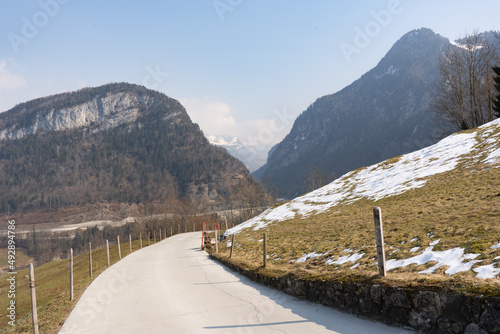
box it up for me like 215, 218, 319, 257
207, 134, 243, 148
207, 134, 268, 172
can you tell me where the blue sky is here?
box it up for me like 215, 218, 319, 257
0, 0, 499, 156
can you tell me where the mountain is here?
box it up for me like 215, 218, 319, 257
254, 28, 450, 198
0, 83, 270, 217
207, 135, 266, 172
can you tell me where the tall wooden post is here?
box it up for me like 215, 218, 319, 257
153, 230, 156, 243
230, 234, 235, 258
201, 222, 205, 250
148, 233, 150, 246
140, 232, 143, 249
70, 248, 74, 301
89, 242, 92, 278
263, 233, 267, 267
117, 235, 122, 259
159, 229, 162, 241
170, 225, 173, 237
373, 207, 387, 277
106, 240, 110, 267
215, 229, 218, 253
129, 234, 132, 253
29, 263, 39, 334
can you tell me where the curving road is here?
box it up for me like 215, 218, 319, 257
59, 232, 413, 334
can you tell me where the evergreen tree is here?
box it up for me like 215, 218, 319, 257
493, 66, 500, 118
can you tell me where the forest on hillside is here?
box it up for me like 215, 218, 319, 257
0, 83, 272, 214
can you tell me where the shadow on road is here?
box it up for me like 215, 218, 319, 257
203, 320, 310, 329
203, 255, 413, 334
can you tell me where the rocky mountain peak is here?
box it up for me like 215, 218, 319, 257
254, 28, 451, 197
0, 83, 185, 141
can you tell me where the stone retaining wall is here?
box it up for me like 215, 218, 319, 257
210, 255, 500, 334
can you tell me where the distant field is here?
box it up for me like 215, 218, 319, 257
212, 122, 500, 296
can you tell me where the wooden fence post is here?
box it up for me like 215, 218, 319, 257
373, 207, 387, 277
148, 233, 150, 246
29, 263, 39, 334
230, 234, 235, 258
170, 225, 173, 237
106, 240, 110, 267
70, 248, 74, 301
140, 232, 143, 249
153, 230, 156, 243
129, 234, 132, 253
263, 233, 267, 267
117, 235, 122, 259
89, 242, 92, 278
159, 229, 162, 241
215, 229, 218, 253
201, 222, 206, 250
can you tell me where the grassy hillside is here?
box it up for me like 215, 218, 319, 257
214, 119, 500, 295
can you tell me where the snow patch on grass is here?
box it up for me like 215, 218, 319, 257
350, 263, 361, 269
491, 241, 500, 250
429, 239, 441, 246
386, 246, 482, 276
326, 252, 364, 265
295, 251, 323, 263
473, 264, 500, 279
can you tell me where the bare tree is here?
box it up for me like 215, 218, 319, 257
432, 31, 499, 134
305, 166, 335, 192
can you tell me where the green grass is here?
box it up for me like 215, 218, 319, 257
211, 126, 500, 296
0, 238, 154, 333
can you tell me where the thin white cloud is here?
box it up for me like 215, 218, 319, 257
0, 60, 26, 90
180, 97, 236, 134
179, 98, 293, 169
76, 80, 88, 89
235, 118, 290, 147
179, 97, 291, 147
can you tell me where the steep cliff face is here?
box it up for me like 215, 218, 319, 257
254, 28, 450, 197
0, 87, 183, 140
0, 83, 270, 215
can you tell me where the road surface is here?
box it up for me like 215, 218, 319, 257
59, 232, 413, 334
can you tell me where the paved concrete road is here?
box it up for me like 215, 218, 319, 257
60, 232, 414, 334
